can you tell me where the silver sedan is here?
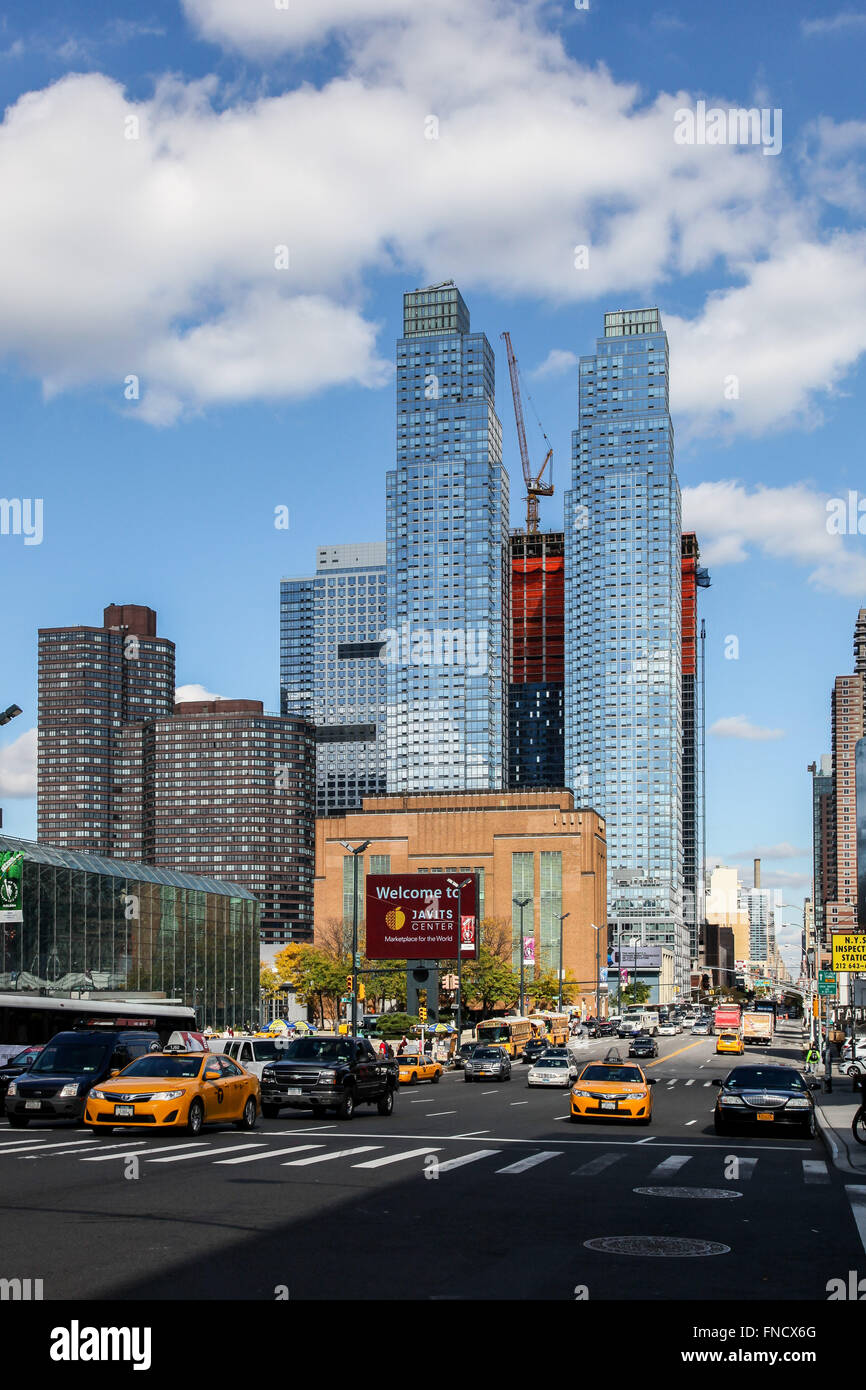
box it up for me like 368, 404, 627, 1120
527, 1056, 579, 1088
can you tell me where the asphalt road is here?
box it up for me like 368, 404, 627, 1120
2, 1023, 864, 1301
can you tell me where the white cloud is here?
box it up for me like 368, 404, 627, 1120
0, 727, 37, 797
709, 716, 785, 741
0, 4, 862, 429
531, 349, 579, 380
175, 683, 227, 703
801, 11, 866, 36
729, 843, 810, 861
682, 480, 866, 597
759, 870, 811, 890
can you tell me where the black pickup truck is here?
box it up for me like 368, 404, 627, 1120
260, 1034, 399, 1121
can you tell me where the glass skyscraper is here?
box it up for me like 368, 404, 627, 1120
385, 282, 509, 792
280, 543, 388, 816
564, 308, 687, 988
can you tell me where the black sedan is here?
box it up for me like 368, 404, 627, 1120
0, 1046, 44, 1101
628, 1034, 658, 1059
713, 1064, 819, 1136
521, 1039, 550, 1065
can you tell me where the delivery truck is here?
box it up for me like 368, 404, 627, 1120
742, 1009, 773, 1046
713, 1004, 742, 1034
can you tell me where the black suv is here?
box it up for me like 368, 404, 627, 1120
260, 1035, 398, 1121
5, 1027, 161, 1126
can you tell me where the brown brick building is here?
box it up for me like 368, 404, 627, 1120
315, 789, 608, 1012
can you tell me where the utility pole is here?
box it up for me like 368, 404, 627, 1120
448, 875, 473, 1048
340, 839, 370, 1036
556, 913, 570, 1011
513, 896, 531, 1016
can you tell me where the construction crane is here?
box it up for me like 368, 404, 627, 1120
501, 330, 553, 534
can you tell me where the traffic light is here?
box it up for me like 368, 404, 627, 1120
358, 982, 366, 1002
346, 975, 353, 992
419, 1005, 428, 1023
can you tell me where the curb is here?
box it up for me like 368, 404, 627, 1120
815, 1102, 864, 1177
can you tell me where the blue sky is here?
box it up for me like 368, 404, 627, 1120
2, 0, 866, 969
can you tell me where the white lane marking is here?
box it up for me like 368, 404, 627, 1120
509, 1102, 529, 1107
435, 1149, 500, 1173
82, 1142, 210, 1161
648, 1154, 692, 1178
451, 1130, 490, 1138
845, 1186, 866, 1256
214, 1144, 324, 1165
0, 1141, 51, 1153
496, 1150, 563, 1175
685, 1079, 695, 1087
150, 1144, 266, 1164
573, 1152, 624, 1177
685, 1120, 697, 1126
426, 1111, 457, 1117
6, 1138, 104, 1155
354, 1147, 441, 1169
666, 1081, 678, 1088
802, 1159, 830, 1185
481, 1090, 499, 1095
703, 1082, 712, 1087
281, 1146, 380, 1167
636, 1136, 656, 1144
270, 1126, 337, 1134
731, 1157, 758, 1181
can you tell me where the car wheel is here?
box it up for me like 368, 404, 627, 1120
186, 1099, 204, 1136
802, 1112, 817, 1139
235, 1096, 257, 1131
713, 1115, 731, 1136
464, 1075, 472, 1083
261, 1103, 281, 1119
431, 1071, 440, 1084
409, 1073, 418, 1086
7, 1116, 28, 1128
376, 1088, 394, 1116
337, 1090, 355, 1121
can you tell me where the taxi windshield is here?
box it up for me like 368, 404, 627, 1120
120, 1056, 205, 1079
580, 1065, 644, 1083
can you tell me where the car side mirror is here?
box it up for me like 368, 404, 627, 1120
647, 1077, 657, 1085
109, 1069, 120, 1078
711, 1078, 722, 1086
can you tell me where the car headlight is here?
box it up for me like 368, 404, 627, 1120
6, 1081, 17, 1096
623, 1091, 647, 1099
89, 1089, 106, 1100
261, 1069, 276, 1082
58, 1084, 80, 1098
720, 1095, 746, 1106
317, 1070, 337, 1085
786, 1098, 811, 1109
573, 1089, 592, 1098
149, 1090, 185, 1102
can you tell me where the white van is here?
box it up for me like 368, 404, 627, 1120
206, 1036, 290, 1079
618, 1008, 659, 1036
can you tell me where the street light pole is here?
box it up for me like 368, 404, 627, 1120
340, 839, 371, 1037
448, 876, 473, 1051
589, 922, 601, 1020
513, 896, 531, 1017
555, 913, 570, 1011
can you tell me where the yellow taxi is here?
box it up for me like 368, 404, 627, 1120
716, 1031, 745, 1055
397, 1053, 443, 1086
570, 1055, 655, 1125
84, 1049, 261, 1136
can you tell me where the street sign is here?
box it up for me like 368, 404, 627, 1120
818, 970, 836, 997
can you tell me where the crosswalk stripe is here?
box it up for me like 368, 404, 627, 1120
214, 1145, 323, 1166
149, 1144, 264, 1164
845, 1186, 866, 1256
82, 1142, 211, 1161
802, 1160, 830, 1185
434, 1149, 500, 1173
685, 1079, 695, 1087
3, 1139, 98, 1155
703, 1081, 712, 1087
281, 1145, 380, 1167
573, 1153, 625, 1177
0, 1141, 50, 1153
666, 1080, 677, 1088
648, 1154, 691, 1178
496, 1150, 562, 1175
354, 1148, 441, 1169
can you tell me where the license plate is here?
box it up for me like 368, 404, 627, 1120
285, 1087, 303, 1096
114, 1104, 134, 1117
24, 1100, 41, 1110
756, 1111, 774, 1121
601, 1101, 616, 1111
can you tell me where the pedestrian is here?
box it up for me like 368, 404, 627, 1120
378, 1039, 387, 1057
397, 1036, 406, 1056
804, 1044, 819, 1075
386, 1042, 395, 1059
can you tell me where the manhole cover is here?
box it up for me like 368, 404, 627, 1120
583, 1236, 731, 1257
632, 1187, 742, 1200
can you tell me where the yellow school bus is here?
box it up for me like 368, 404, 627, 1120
475, 1016, 534, 1057
529, 1011, 570, 1045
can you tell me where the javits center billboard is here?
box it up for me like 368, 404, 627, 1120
365, 874, 479, 960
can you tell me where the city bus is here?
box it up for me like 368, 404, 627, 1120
475, 1016, 534, 1056
0, 993, 196, 1063
528, 1011, 570, 1045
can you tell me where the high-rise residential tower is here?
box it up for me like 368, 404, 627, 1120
385, 282, 510, 793
809, 753, 835, 955
281, 543, 388, 816
38, 604, 175, 855
681, 532, 710, 966
564, 308, 686, 988
508, 530, 565, 789
823, 610, 866, 942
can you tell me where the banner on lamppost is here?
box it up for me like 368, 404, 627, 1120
0, 850, 24, 924
523, 937, 535, 966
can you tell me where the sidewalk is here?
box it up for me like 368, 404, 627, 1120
813, 1075, 866, 1175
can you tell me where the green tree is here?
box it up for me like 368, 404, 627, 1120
275, 945, 347, 1029
462, 948, 521, 1017
619, 981, 651, 1007
526, 969, 581, 1009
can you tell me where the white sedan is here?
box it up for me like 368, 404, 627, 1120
657, 1021, 681, 1036
527, 1056, 579, 1088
